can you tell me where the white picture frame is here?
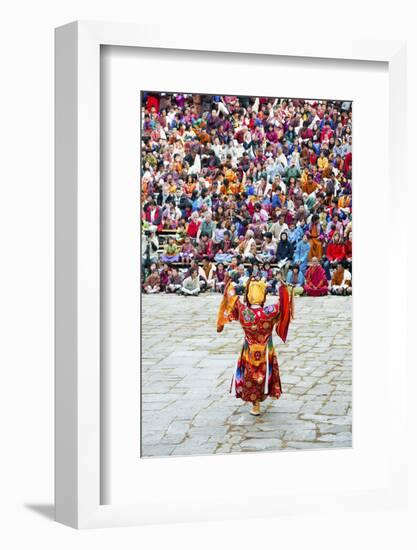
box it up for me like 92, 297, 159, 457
55, 20, 407, 529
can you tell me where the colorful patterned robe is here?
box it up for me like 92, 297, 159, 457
217, 282, 292, 403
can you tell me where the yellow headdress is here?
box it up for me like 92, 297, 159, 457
245, 278, 267, 306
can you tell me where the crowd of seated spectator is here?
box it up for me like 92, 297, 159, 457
141, 92, 352, 297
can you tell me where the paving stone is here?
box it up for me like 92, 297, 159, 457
319, 403, 349, 416
285, 441, 333, 449
240, 438, 283, 451
274, 399, 304, 413
244, 430, 286, 440
318, 432, 352, 444
283, 429, 317, 442
308, 383, 334, 395
318, 423, 352, 435
281, 374, 302, 384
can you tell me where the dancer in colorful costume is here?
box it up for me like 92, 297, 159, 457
217, 273, 293, 416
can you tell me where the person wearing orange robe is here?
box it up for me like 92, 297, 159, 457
307, 214, 324, 260
229, 179, 244, 195
302, 176, 318, 196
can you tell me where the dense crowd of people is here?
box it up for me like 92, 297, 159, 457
141, 92, 352, 297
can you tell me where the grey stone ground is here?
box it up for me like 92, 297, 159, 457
141, 293, 352, 457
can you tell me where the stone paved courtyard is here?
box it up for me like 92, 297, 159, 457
141, 293, 352, 457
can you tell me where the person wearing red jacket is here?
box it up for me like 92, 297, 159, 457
145, 201, 162, 230
344, 230, 352, 271
326, 232, 346, 262
320, 121, 334, 143
195, 235, 214, 261
186, 211, 201, 240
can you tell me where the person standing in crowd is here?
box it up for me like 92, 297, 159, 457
293, 234, 310, 274
307, 213, 324, 260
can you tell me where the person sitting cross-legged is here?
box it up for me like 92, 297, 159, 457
286, 265, 305, 296
143, 263, 161, 294
201, 256, 215, 291
330, 262, 352, 295
180, 236, 196, 264
304, 256, 329, 296
160, 237, 180, 263
166, 268, 183, 293
181, 268, 200, 296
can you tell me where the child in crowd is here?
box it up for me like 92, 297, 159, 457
166, 268, 183, 293
269, 269, 284, 295
214, 263, 226, 293
214, 230, 234, 263
159, 264, 171, 292
175, 219, 187, 244
196, 234, 214, 260
160, 237, 180, 263
259, 231, 277, 262
143, 263, 160, 294
261, 261, 274, 283
180, 236, 195, 263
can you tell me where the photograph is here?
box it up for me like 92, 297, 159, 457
140, 91, 352, 458
2, 3, 412, 542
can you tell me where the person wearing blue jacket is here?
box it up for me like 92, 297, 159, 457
292, 222, 306, 243
293, 234, 310, 274
287, 265, 305, 296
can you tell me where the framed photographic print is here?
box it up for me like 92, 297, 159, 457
55, 21, 408, 528
139, 88, 353, 459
